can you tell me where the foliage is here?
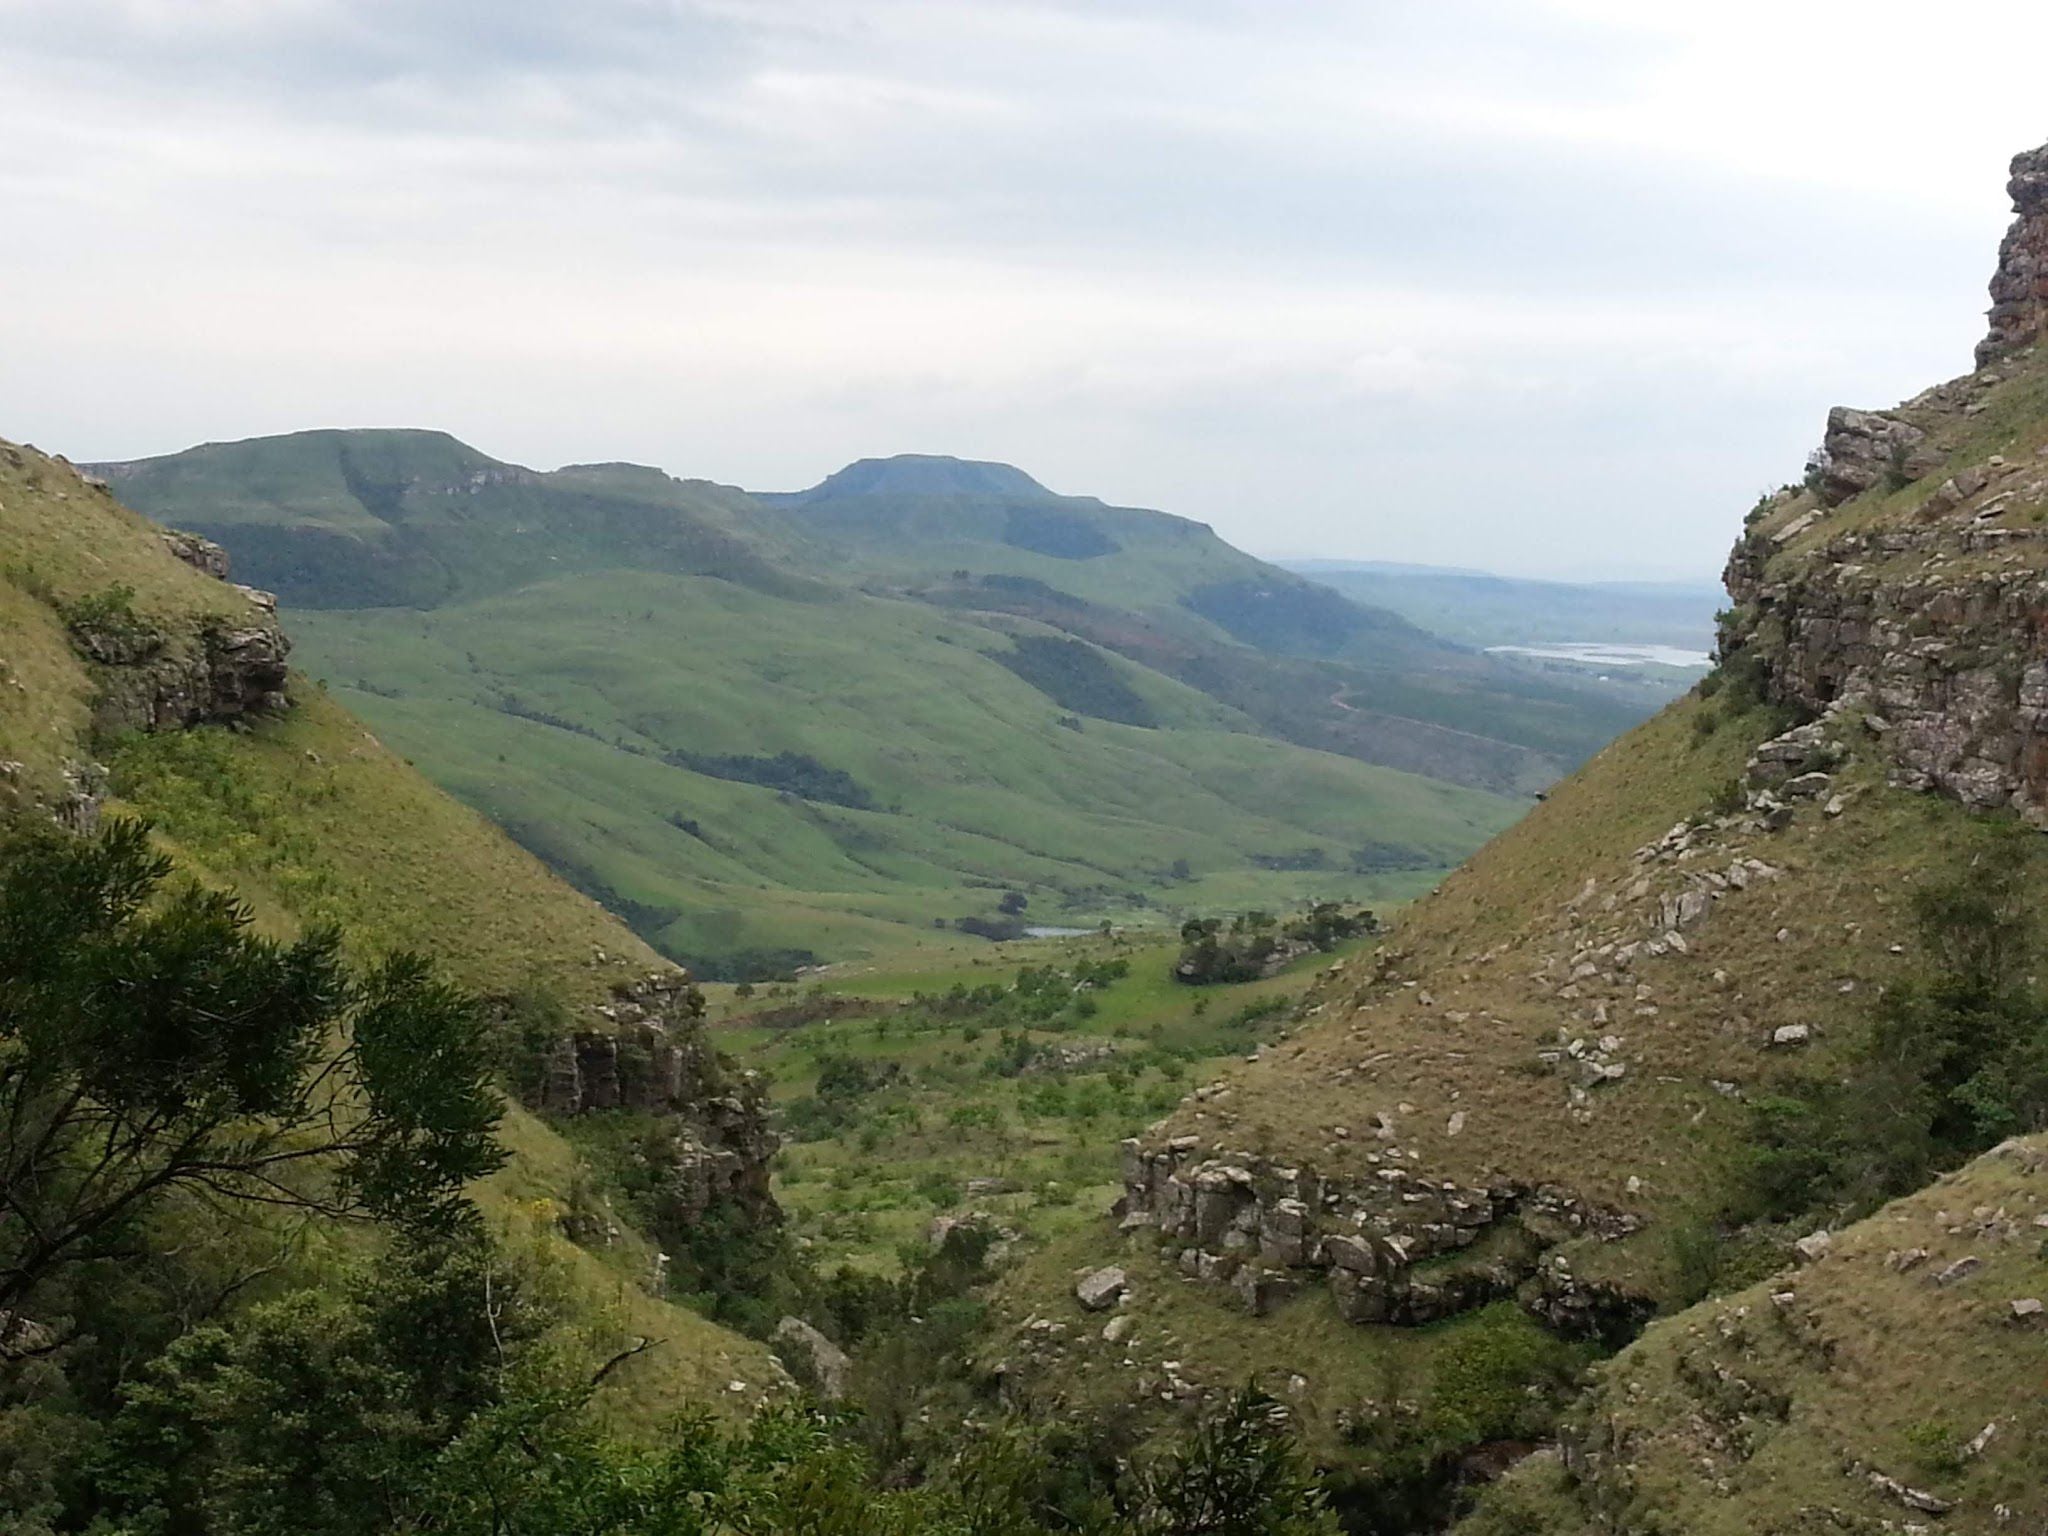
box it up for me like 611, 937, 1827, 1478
667, 749, 876, 811
59, 582, 158, 654
1737, 826, 2048, 1222
1332, 1305, 1591, 1531
992, 636, 1157, 728
1175, 904, 1373, 986
1116, 1389, 1339, 1536
0, 819, 503, 1313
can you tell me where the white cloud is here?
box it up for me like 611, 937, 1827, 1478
0, 0, 2037, 577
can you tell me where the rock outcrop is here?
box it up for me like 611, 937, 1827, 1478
1724, 457, 2048, 823
771, 1316, 851, 1400
534, 971, 780, 1236
1979, 141, 2048, 366
1120, 1139, 1647, 1338
1809, 406, 1941, 507
80, 617, 293, 735
160, 529, 231, 580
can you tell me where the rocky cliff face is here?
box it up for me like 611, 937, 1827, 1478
1056, 139, 2048, 1477
1979, 142, 2048, 366
1119, 1138, 1647, 1338
534, 971, 780, 1237
1723, 138, 2048, 826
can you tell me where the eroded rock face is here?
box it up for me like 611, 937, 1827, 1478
1979, 141, 2048, 366
1724, 512, 2048, 824
1811, 407, 1941, 507
160, 529, 231, 580
62, 511, 293, 734
533, 972, 780, 1235
81, 618, 293, 735
1118, 1139, 1645, 1337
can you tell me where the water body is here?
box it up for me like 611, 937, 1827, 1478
1023, 925, 1095, 938
1486, 642, 1713, 669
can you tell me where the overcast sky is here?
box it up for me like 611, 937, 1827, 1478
1, 2, 2042, 579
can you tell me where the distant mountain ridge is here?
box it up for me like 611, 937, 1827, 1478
94, 434, 1658, 970
1279, 557, 1722, 653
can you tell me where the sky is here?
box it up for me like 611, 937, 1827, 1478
1, 2, 2044, 580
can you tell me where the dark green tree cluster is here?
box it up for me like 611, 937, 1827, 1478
1175, 905, 1374, 987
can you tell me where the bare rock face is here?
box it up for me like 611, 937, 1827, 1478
1723, 517, 2048, 825
80, 616, 292, 735
160, 529, 231, 580
1118, 1138, 1648, 1338
1810, 407, 1942, 507
533, 972, 780, 1238
1979, 141, 2048, 366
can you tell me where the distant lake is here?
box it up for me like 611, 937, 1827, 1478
1486, 642, 1713, 669
1024, 925, 1095, 938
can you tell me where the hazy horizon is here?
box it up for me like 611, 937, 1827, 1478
6, 2, 2046, 581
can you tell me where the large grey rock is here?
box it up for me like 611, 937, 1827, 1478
773, 1317, 851, 1400
1075, 1265, 1128, 1311
1813, 407, 1941, 506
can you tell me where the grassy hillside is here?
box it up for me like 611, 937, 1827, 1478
973, 313, 2048, 1527
95, 433, 1665, 973
761, 455, 1651, 774
91, 427, 815, 608
760, 455, 1436, 657
290, 569, 1516, 973
1462, 1135, 2048, 1535
0, 436, 781, 1419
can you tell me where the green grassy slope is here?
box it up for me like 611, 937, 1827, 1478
290, 569, 1518, 971
979, 689, 2020, 1464
760, 456, 1651, 771
92, 427, 815, 608
0, 437, 780, 1420
1461, 1135, 2048, 1536
759, 455, 1434, 656
93, 433, 1664, 972
977, 340, 2048, 1526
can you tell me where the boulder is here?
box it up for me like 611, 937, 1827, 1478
1075, 1265, 1128, 1312
1814, 407, 1941, 506
772, 1317, 851, 1401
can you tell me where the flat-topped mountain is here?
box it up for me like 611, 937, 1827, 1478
770, 453, 1062, 504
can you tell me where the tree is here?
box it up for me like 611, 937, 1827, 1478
0, 819, 504, 1320
1115, 1389, 1339, 1536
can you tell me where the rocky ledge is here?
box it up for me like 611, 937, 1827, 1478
1117, 1138, 1649, 1341
532, 971, 780, 1238
1980, 141, 2048, 366
1725, 446, 2048, 822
